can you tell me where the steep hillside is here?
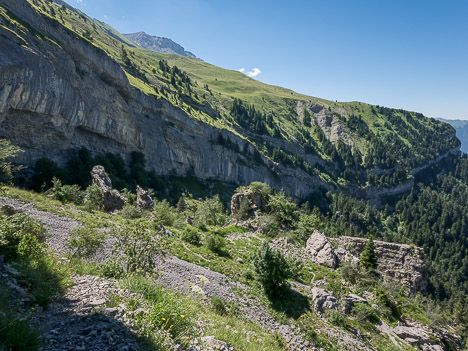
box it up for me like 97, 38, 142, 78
438, 118, 468, 153
0, 0, 460, 203
124, 31, 197, 58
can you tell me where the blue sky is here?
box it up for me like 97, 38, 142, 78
73, 0, 468, 120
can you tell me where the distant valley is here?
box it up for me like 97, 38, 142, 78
437, 118, 468, 153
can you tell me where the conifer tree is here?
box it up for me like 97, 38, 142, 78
360, 235, 377, 269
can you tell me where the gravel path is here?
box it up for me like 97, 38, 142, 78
0, 196, 81, 254
33, 275, 141, 351
1, 196, 315, 350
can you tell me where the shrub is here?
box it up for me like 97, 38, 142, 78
252, 241, 291, 295
210, 296, 227, 315
287, 257, 304, 281
51, 177, 83, 204
205, 234, 226, 255
121, 188, 137, 205
0, 213, 47, 261
193, 195, 227, 228
329, 310, 347, 327
153, 199, 180, 228
68, 227, 106, 258
341, 261, 361, 285
258, 214, 280, 238
267, 191, 299, 230
121, 276, 195, 346
99, 259, 124, 279
121, 204, 143, 219
0, 139, 23, 188
0, 310, 40, 351
179, 226, 201, 246
83, 183, 103, 211
293, 213, 320, 244
351, 303, 380, 324
18, 233, 46, 260
249, 181, 273, 199
31, 157, 65, 191
112, 220, 163, 273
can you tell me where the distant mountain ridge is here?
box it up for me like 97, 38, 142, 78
124, 31, 197, 58
437, 118, 468, 153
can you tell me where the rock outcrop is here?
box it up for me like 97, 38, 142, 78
342, 294, 367, 314
91, 166, 126, 212
136, 185, 154, 211
230, 187, 268, 217
312, 287, 338, 314
305, 230, 338, 269
333, 236, 427, 293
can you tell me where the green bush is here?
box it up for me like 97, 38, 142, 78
68, 227, 106, 258
205, 234, 226, 255
179, 226, 201, 246
152, 199, 180, 228
351, 303, 380, 324
121, 204, 143, 219
258, 214, 280, 238
267, 191, 299, 230
329, 310, 347, 327
293, 213, 320, 244
83, 183, 104, 211
0, 213, 47, 261
112, 220, 163, 273
99, 259, 124, 279
51, 177, 83, 204
0, 139, 23, 188
193, 195, 227, 228
249, 181, 273, 199
210, 296, 227, 315
0, 310, 40, 351
18, 233, 46, 260
340, 261, 361, 285
252, 242, 291, 295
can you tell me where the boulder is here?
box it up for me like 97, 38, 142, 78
136, 185, 154, 210
305, 231, 338, 269
312, 287, 338, 314
342, 293, 367, 314
231, 187, 267, 217
91, 165, 126, 212
393, 325, 431, 346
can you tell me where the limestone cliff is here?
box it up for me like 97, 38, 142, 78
0, 0, 460, 202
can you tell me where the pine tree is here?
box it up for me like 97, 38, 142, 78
360, 235, 377, 269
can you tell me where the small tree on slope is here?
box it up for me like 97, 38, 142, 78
252, 241, 291, 296
360, 235, 377, 269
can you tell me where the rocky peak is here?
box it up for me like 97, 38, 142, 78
123, 31, 197, 58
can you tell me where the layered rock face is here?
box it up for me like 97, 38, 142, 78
270, 232, 427, 293
0, 0, 330, 200
333, 236, 427, 293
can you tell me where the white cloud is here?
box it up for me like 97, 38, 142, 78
76, 0, 82, 4
103, 15, 109, 20
246, 68, 261, 77
238, 67, 262, 78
